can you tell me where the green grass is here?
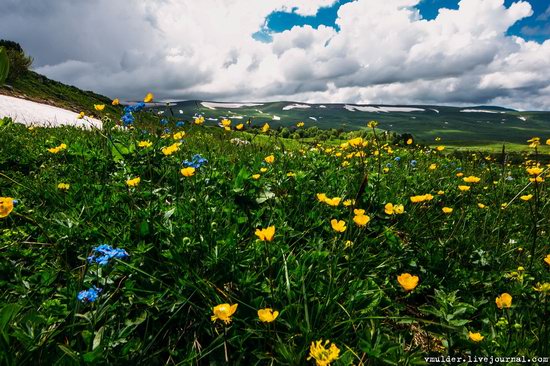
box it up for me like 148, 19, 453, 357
1, 112, 549, 365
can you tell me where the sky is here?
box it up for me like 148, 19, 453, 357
0, 0, 549, 110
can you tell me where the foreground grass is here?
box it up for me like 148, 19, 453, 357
0, 116, 549, 365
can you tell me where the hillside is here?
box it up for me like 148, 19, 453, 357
152, 101, 550, 147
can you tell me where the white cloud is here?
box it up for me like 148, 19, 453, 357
0, 0, 549, 109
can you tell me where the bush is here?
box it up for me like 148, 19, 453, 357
0, 39, 33, 82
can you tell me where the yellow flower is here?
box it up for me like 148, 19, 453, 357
286, 172, 296, 177
264, 155, 275, 164
429, 163, 437, 170
406, 138, 413, 145
57, 183, 70, 191
534, 283, 550, 294
138, 140, 153, 148
544, 254, 550, 266
410, 194, 434, 203
211, 303, 238, 324
463, 176, 481, 183
442, 207, 453, 214
437, 190, 445, 195
255, 226, 275, 241
0, 197, 14, 218
77, 111, 85, 119
546, 138, 550, 145
324, 197, 341, 207
47, 143, 68, 154
330, 219, 347, 233
308, 339, 340, 366
236, 123, 244, 130
397, 273, 419, 291
112, 98, 120, 106
257, 308, 279, 323
348, 137, 364, 148
260, 167, 268, 173
181, 167, 196, 177
161, 142, 181, 156
458, 185, 471, 191
173, 131, 185, 140
221, 119, 231, 128
520, 194, 533, 201
126, 177, 141, 187
529, 176, 544, 183
436, 146, 445, 151
456, 172, 464, 177
353, 214, 370, 226
194, 116, 205, 125
367, 120, 378, 128
317, 193, 328, 202
477, 203, 487, 209
353, 208, 365, 216
297, 122, 305, 127
262, 123, 270, 133
495, 293, 512, 309
144, 93, 154, 103
252, 174, 261, 180
343, 199, 355, 206
468, 332, 484, 342
526, 167, 543, 175
94, 104, 105, 111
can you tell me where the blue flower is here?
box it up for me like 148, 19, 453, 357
160, 118, 169, 126
88, 244, 129, 266
12, 199, 19, 207
164, 128, 171, 134
455, 167, 462, 171
122, 113, 135, 125
77, 286, 102, 303
394, 157, 401, 162
182, 154, 208, 169
176, 121, 185, 127
410, 160, 417, 167
386, 163, 393, 168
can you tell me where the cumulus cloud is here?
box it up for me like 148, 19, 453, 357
0, 0, 548, 110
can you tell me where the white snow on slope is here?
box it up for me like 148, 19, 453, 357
282, 104, 311, 111
309, 117, 317, 121
518, 116, 526, 121
272, 115, 281, 120
460, 109, 505, 114
201, 102, 263, 110
0, 95, 102, 129
344, 105, 425, 113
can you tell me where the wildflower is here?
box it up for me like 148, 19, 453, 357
526, 167, 543, 175
161, 142, 181, 156
410, 160, 417, 167
546, 138, 550, 145
77, 286, 102, 303
458, 185, 471, 191
353, 214, 370, 226
520, 194, 533, 201
138, 140, 153, 148
317, 193, 328, 202
126, 177, 140, 187
183, 154, 208, 169
529, 176, 544, 183
534, 283, 550, 294
436, 146, 445, 151
442, 207, 453, 214
57, 183, 70, 191
478, 203, 487, 209
545, 254, 550, 266
94, 104, 105, 111
48, 143, 67, 154
406, 138, 413, 145
410, 194, 433, 203
394, 156, 401, 162
211, 303, 238, 324
354, 209, 365, 216
221, 119, 231, 128
343, 199, 355, 207
112, 98, 120, 106
258, 308, 279, 322
495, 293, 512, 309
252, 174, 261, 180
77, 111, 85, 119
144, 93, 154, 103
463, 176, 481, 183
437, 190, 445, 195
348, 137, 364, 148
181, 167, 196, 177
468, 332, 484, 342
194, 116, 205, 125
344, 240, 353, 249
264, 155, 275, 164
260, 167, 268, 173
308, 339, 340, 366
122, 113, 135, 125
324, 197, 341, 207
173, 131, 185, 140
262, 123, 270, 133
527, 137, 540, 148
330, 219, 347, 233
397, 273, 419, 291
236, 123, 244, 130
297, 122, 305, 127
456, 172, 464, 177
87, 244, 129, 266
429, 163, 437, 170
385, 203, 404, 215
367, 120, 378, 128
255, 226, 275, 241
0, 197, 14, 218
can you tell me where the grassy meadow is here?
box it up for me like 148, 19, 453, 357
1, 106, 550, 365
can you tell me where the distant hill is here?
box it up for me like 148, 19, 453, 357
152, 100, 550, 146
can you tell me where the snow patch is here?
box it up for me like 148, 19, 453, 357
518, 116, 527, 121
272, 115, 281, 121
460, 109, 505, 114
0, 95, 102, 129
282, 103, 311, 111
201, 102, 263, 110
344, 105, 425, 113
309, 117, 317, 121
